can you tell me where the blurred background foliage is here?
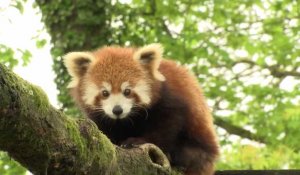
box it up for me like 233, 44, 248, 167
0, 0, 299, 174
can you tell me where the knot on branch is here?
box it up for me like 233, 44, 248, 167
140, 143, 170, 168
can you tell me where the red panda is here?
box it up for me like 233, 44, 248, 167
63, 43, 219, 175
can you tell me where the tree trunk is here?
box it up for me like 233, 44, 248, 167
0, 64, 178, 175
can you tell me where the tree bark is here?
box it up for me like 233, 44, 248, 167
0, 64, 178, 175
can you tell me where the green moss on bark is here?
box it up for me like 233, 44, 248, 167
0, 64, 117, 174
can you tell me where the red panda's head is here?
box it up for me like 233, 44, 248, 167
64, 43, 165, 119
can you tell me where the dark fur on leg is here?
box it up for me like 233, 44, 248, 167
171, 144, 216, 175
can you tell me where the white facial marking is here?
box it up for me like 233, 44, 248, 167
83, 81, 112, 106
102, 94, 133, 119
102, 81, 112, 91
121, 81, 130, 91
133, 80, 151, 105
83, 82, 100, 105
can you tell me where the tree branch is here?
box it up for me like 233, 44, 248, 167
214, 116, 266, 144
0, 64, 177, 175
232, 59, 300, 78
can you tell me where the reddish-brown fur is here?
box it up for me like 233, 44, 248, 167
159, 60, 218, 174
66, 45, 219, 175
91, 48, 142, 87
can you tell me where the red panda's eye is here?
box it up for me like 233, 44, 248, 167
123, 89, 131, 96
102, 90, 110, 97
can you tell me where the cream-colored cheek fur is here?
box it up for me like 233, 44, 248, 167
133, 43, 166, 81
102, 94, 133, 119
82, 82, 100, 106
82, 81, 112, 106
121, 81, 151, 105
133, 80, 151, 105
63, 52, 95, 88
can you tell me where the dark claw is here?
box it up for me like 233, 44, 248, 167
120, 143, 139, 149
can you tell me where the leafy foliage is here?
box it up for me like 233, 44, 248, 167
0, 0, 32, 70
1, 0, 299, 172
0, 153, 26, 175
0, 45, 32, 70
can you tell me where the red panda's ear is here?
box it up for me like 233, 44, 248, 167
133, 43, 166, 81
63, 52, 95, 88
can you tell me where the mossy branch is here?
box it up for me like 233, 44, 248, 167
0, 64, 177, 175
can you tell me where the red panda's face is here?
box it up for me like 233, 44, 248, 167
64, 44, 165, 120
82, 55, 151, 119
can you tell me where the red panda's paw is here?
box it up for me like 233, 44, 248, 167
121, 137, 148, 148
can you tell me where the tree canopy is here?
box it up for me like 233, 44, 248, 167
1, 0, 300, 174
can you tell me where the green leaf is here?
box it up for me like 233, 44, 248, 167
36, 39, 47, 49
21, 50, 32, 66
12, 1, 24, 14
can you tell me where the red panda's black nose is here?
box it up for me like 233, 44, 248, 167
112, 105, 123, 116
